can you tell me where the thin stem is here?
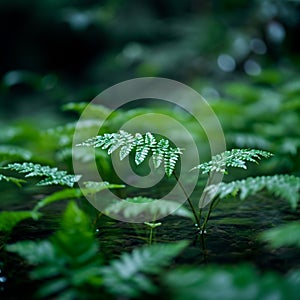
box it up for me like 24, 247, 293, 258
199, 208, 203, 225
173, 172, 200, 228
149, 227, 153, 245
201, 197, 217, 232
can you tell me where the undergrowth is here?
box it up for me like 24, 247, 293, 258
0, 101, 299, 300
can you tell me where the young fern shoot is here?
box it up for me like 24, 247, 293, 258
79, 131, 273, 234
77, 130, 182, 177
191, 149, 273, 174
192, 149, 273, 233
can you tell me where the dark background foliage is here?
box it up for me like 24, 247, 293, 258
1, 0, 300, 116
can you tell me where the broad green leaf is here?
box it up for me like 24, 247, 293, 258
260, 221, 300, 248
104, 196, 193, 221
33, 181, 124, 211
0, 211, 40, 233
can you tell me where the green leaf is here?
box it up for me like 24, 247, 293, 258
260, 221, 300, 248
100, 241, 188, 298
82, 181, 125, 194
0, 145, 32, 163
7, 202, 102, 299
104, 196, 193, 221
33, 181, 125, 211
164, 264, 300, 300
6, 240, 56, 265
62, 102, 111, 119
3, 162, 81, 187
0, 211, 39, 233
192, 149, 273, 174
33, 188, 83, 212
206, 175, 300, 209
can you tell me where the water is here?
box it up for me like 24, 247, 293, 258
92, 193, 300, 273
1, 184, 300, 298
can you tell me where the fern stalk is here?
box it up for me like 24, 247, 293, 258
173, 172, 200, 229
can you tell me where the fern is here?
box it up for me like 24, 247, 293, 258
6, 202, 102, 300
0, 145, 32, 163
104, 196, 193, 220
0, 211, 40, 234
0, 174, 26, 187
135, 132, 156, 165
205, 175, 300, 209
62, 102, 111, 119
100, 241, 188, 298
33, 181, 125, 212
46, 120, 100, 147
260, 221, 300, 248
192, 149, 273, 174
7, 202, 188, 299
78, 130, 182, 177
3, 162, 81, 187
164, 264, 299, 300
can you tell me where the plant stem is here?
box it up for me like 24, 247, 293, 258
149, 227, 153, 245
201, 198, 220, 233
173, 172, 200, 229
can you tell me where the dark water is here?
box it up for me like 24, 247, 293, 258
1, 184, 300, 298
92, 189, 300, 274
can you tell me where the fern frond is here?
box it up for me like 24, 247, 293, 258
164, 147, 182, 177
7, 202, 101, 299
0, 211, 40, 233
100, 241, 188, 298
0, 145, 32, 163
152, 139, 166, 168
192, 149, 273, 174
3, 162, 81, 187
164, 264, 299, 300
78, 130, 182, 177
135, 132, 156, 165
260, 221, 300, 248
205, 175, 300, 209
104, 196, 193, 220
62, 102, 111, 119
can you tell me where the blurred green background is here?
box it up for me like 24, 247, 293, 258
1, 0, 300, 175
0, 0, 299, 111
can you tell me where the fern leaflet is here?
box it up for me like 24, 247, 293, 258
104, 196, 193, 220
100, 241, 188, 297
205, 174, 300, 209
0, 145, 32, 163
78, 130, 182, 177
3, 162, 81, 187
192, 149, 273, 174
260, 221, 300, 248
